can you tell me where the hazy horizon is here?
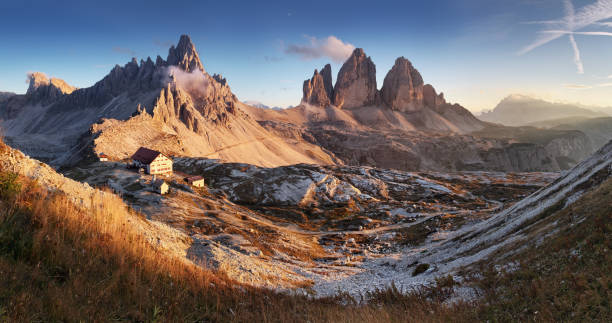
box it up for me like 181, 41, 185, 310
1, 0, 612, 113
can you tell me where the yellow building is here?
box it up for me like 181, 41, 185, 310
186, 176, 205, 187
152, 179, 169, 195
131, 147, 173, 175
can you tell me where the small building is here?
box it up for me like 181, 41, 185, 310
152, 179, 169, 195
185, 176, 205, 188
131, 147, 173, 175
98, 153, 109, 162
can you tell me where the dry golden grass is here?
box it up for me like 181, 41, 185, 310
0, 136, 610, 322
0, 161, 467, 322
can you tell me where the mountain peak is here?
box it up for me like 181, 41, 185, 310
380, 56, 425, 111
333, 48, 377, 108
166, 34, 205, 73
26, 72, 76, 100
351, 48, 366, 58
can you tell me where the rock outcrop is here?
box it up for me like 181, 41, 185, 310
26, 72, 76, 103
380, 57, 425, 112
302, 68, 332, 107
0, 91, 16, 104
423, 84, 446, 108
320, 64, 334, 99
166, 34, 205, 73
333, 48, 378, 109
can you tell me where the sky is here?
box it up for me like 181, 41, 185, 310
1, 0, 612, 113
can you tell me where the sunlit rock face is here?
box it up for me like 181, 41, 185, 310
26, 72, 76, 103
380, 57, 425, 112
333, 48, 378, 109
302, 67, 332, 107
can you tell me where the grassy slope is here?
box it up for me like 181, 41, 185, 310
470, 177, 612, 322
0, 136, 610, 321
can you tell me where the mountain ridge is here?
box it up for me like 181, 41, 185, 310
0, 35, 337, 167
478, 94, 610, 126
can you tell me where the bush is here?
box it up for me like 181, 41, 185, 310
0, 172, 20, 202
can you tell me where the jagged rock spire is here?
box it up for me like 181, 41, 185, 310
380, 57, 425, 112
302, 66, 333, 107
26, 72, 76, 102
320, 64, 334, 99
166, 34, 205, 73
333, 48, 378, 109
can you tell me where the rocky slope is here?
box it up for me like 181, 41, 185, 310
63, 138, 611, 297
0, 35, 336, 168
0, 91, 14, 102
245, 49, 591, 172
527, 116, 612, 153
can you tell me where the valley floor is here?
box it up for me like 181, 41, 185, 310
62, 158, 557, 296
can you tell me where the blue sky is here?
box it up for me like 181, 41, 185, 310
1, 0, 612, 112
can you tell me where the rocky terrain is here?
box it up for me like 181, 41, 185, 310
0, 35, 602, 173
246, 49, 596, 172
0, 35, 336, 168
58, 149, 558, 292
3, 130, 604, 299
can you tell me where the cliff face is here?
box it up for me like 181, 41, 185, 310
302, 68, 332, 107
26, 72, 76, 103
0, 35, 337, 168
333, 48, 378, 109
380, 57, 425, 112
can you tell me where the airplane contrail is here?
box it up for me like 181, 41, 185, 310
541, 30, 612, 36
519, 0, 612, 73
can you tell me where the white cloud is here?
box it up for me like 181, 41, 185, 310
161, 66, 209, 98
285, 35, 355, 63
519, 0, 612, 74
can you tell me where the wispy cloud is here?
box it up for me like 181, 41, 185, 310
563, 84, 592, 89
519, 0, 612, 73
112, 46, 136, 56
285, 35, 355, 63
563, 82, 612, 89
541, 30, 612, 36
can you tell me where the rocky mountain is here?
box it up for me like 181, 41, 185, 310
0, 35, 337, 167
245, 49, 592, 172
0, 91, 16, 103
527, 116, 612, 152
242, 100, 283, 110
332, 49, 378, 109
302, 64, 334, 107
26, 72, 77, 102
478, 94, 609, 126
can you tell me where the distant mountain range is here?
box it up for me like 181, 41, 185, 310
242, 100, 286, 111
478, 94, 611, 126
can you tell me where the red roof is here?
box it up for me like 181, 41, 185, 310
131, 147, 162, 164
186, 176, 204, 182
